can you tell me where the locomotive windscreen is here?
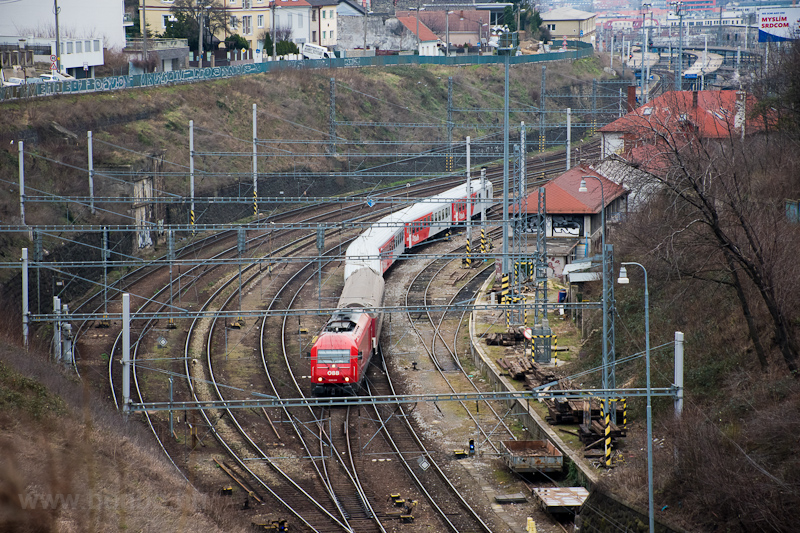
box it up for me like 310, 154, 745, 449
315, 349, 350, 364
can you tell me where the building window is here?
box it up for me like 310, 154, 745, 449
322, 9, 326, 18
243, 0, 251, 7
312, 10, 316, 21
287, 13, 292, 26
231, 16, 238, 30
94, 40, 100, 51
330, 30, 333, 40
312, 30, 316, 41
322, 31, 326, 39
257, 14, 264, 27
547, 24, 556, 31
76, 41, 82, 53
66, 41, 73, 53
243, 15, 252, 34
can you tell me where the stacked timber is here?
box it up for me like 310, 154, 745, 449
496, 357, 556, 385
485, 331, 524, 346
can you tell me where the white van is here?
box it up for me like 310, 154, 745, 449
302, 43, 334, 60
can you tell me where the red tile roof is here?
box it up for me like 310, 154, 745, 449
273, 0, 312, 6
599, 90, 769, 140
522, 166, 627, 215
396, 16, 439, 42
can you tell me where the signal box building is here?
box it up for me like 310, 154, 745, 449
518, 166, 627, 279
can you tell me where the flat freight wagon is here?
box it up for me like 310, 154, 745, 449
501, 440, 563, 474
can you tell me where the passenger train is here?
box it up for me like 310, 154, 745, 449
310, 179, 494, 396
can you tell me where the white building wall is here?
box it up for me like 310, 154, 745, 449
0, 0, 125, 50
601, 132, 624, 158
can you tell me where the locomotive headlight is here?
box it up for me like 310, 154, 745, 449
344, 377, 350, 382
317, 377, 323, 382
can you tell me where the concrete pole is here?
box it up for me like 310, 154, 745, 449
252, 104, 258, 218
122, 293, 131, 414
88, 131, 95, 215
641, 13, 646, 100
271, 2, 276, 62
189, 120, 195, 234
53, 296, 61, 362
62, 304, 72, 364
675, 331, 684, 417
466, 136, 471, 244
610, 33, 614, 70
198, 4, 204, 66
54, 0, 62, 73
22, 248, 29, 350
19, 140, 25, 230
141, 0, 148, 66
446, 11, 449, 57
566, 108, 571, 171
480, 167, 487, 224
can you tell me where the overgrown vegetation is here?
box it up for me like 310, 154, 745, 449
576, 42, 800, 532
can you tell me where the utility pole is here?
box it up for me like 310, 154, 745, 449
198, 1, 205, 66
53, 0, 61, 73
141, 0, 148, 69
672, 1, 684, 90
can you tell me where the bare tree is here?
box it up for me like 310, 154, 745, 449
163, 0, 230, 51
617, 91, 800, 375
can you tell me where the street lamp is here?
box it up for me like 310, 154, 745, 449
617, 262, 654, 533
579, 176, 609, 402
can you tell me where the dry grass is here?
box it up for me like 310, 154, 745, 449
0, 337, 246, 532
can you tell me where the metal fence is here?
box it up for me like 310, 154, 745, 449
0, 41, 594, 101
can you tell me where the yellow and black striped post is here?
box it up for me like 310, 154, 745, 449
501, 273, 510, 327
480, 228, 486, 258
465, 238, 472, 268
552, 335, 558, 366
253, 189, 258, 218
622, 398, 627, 430
190, 209, 195, 235
604, 400, 612, 467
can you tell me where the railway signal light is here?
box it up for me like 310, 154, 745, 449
469, 439, 475, 455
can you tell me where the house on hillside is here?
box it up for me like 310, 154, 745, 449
141, 0, 321, 54
540, 7, 597, 45
599, 90, 768, 160
517, 166, 628, 278
396, 16, 440, 56
398, 9, 488, 49
307, 0, 340, 47
596, 90, 772, 206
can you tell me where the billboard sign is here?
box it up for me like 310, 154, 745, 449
758, 8, 800, 42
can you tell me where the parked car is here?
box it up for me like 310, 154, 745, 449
1, 76, 26, 87
39, 72, 75, 82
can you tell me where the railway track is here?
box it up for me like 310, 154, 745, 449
66, 138, 602, 529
